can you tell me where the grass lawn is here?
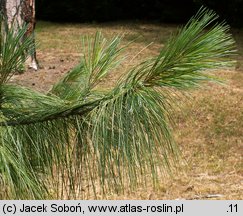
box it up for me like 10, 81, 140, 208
11, 21, 243, 199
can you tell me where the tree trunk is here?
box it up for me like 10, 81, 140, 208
2, 0, 39, 70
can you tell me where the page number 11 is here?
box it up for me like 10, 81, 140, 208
228, 204, 238, 213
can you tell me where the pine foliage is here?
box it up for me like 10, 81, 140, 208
0, 8, 235, 199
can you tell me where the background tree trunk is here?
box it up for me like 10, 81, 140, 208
1, 0, 39, 70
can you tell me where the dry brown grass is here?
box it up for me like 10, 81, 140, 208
11, 21, 243, 200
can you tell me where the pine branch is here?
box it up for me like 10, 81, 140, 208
0, 7, 236, 199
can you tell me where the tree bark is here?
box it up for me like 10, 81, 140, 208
1, 0, 39, 70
